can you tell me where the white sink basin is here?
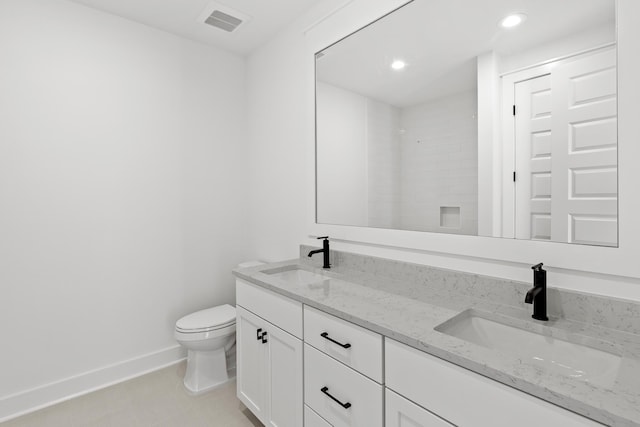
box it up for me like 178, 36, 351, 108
436, 310, 622, 388
263, 266, 328, 285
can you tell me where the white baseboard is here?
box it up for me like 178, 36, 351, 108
0, 345, 186, 423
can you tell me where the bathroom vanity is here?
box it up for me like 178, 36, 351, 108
233, 248, 640, 427
235, 279, 303, 426
233, 0, 640, 423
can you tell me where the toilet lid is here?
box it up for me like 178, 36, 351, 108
176, 304, 236, 331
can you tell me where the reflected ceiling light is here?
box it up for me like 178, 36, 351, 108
500, 13, 527, 28
391, 60, 406, 70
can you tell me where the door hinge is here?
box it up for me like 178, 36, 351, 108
513, 105, 516, 116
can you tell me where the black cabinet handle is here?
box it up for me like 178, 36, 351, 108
320, 332, 351, 349
320, 386, 351, 409
257, 328, 263, 341
261, 331, 268, 344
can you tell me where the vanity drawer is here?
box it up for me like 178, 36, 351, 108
236, 279, 302, 339
385, 339, 604, 427
305, 405, 332, 427
304, 344, 383, 427
304, 305, 383, 382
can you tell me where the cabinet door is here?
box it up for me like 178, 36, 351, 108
386, 339, 604, 427
305, 405, 332, 427
386, 389, 454, 427
264, 321, 303, 427
236, 307, 268, 423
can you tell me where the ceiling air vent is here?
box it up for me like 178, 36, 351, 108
198, 2, 251, 33
205, 10, 242, 32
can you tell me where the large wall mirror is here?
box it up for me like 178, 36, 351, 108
315, 0, 617, 247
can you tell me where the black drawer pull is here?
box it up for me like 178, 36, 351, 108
257, 328, 263, 341
261, 331, 268, 344
320, 386, 351, 409
320, 332, 351, 348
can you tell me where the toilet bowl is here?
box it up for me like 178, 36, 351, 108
175, 304, 237, 395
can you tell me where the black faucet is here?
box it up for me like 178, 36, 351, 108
308, 236, 331, 269
525, 263, 549, 321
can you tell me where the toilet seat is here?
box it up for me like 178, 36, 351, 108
176, 321, 235, 334
175, 323, 236, 343
175, 304, 236, 334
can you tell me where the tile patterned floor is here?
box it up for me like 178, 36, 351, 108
2, 362, 262, 427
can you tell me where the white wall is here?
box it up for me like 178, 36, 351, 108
477, 51, 501, 237
316, 82, 401, 229
0, 0, 247, 418
247, 0, 640, 301
500, 24, 615, 74
316, 82, 368, 226
244, 13, 315, 262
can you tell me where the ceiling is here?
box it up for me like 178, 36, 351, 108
68, 0, 324, 55
316, 0, 616, 108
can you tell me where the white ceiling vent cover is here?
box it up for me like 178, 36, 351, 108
198, 2, 251, 33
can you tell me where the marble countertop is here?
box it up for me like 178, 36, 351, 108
233, 259, 640, 427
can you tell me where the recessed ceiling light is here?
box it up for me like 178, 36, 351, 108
391, 60, 406, 70
500, 13, 527, 28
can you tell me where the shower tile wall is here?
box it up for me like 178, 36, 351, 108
316, 82, 478, 234
367, 98, 401, 229
399, 90, 478, 234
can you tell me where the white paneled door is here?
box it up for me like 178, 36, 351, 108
513, 46, 617, 246
514, 74, 553, 241
550, 47, 617, 246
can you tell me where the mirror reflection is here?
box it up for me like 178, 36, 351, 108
315, 0, 617, 246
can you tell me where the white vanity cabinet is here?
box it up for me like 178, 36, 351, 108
304, 306, 383, 382
235, 278, 606, 427
235, 280, 303, 427
385, 339, 605, 427
304, 344, 383, 427
305, 405, 332, 427
303, 305, 384, 427
386, 389, 454, 427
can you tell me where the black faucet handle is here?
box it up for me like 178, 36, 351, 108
531, 262, 544, 271
317, 236, 329, 240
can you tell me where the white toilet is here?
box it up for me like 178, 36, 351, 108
174, 304, 237, 395
175, 261, 264, 395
